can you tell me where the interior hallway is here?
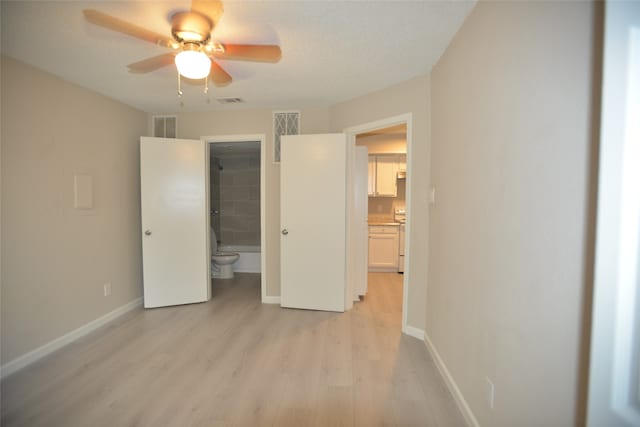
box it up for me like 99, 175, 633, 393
1, 273, 465, 426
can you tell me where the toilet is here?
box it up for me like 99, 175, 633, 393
211, 227, 239, 279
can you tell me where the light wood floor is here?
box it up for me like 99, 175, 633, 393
1, 273, 465, 427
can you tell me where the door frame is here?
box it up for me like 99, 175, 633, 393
587, 1, 640, 425
202, 134, 267, 302
344, 113, 414, 335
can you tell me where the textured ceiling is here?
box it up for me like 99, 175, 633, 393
1, 1, 475, 113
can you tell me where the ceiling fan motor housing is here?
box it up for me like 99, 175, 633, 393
171, 11, 212, 44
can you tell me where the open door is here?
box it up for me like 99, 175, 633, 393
140, 137, 210, 308
354, 146, 369, 299
280, 134, 347, 312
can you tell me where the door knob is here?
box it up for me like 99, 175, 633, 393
281, 229, 288, 235
144, 230, 152, 236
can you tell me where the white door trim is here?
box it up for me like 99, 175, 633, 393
587, 2, 640, 425
343, 113, 414, 336
201, 134, 267, 303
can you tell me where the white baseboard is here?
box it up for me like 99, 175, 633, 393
403, 325, 425, 341
1, 298, 143, 380
424, 332, 480, 427
261, 295, 281, 304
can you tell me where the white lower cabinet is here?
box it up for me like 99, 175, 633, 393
368, 225, 399, 271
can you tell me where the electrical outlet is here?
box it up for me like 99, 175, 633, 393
486, 377, 495, 410
103, 282, 112, 297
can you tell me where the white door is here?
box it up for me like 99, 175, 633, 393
280, 134, 347, 312
140, 137, 210, 308
587, 1, 640, 426
355, 146, 369, 297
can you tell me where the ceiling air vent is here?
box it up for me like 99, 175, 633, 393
216, 97, 244, 104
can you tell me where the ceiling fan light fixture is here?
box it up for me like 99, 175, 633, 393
175, 50, 211, 80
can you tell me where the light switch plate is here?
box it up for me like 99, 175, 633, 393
74, 174, 93, 209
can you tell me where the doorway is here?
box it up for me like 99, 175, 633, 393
345, 114, 414, 335
205, 135, 267, 302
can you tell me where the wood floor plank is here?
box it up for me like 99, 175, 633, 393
1, 273, 465, 427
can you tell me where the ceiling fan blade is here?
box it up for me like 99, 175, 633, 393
83, 9, 175, 48
213, 44, 282, 63
210, 61, 232, 86
191, 0, 224, 26
128, 53, 176, 74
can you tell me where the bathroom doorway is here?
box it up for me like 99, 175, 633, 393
206, 135, 267, 300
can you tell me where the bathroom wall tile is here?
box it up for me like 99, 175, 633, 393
247, 218, 260, 233
220, 230, 235, 243
213, 153, 261, 247
249, 155, 260, 168
248, 185, 260, 200
220, 200, 236, 215
223, 156, 250, 169
234, 200, 260, 215
222, 216, 251, 232
233, 231, 260, 246
234, 170, 260, 186
220, 188, 248, 202
230, 187, 250, 201
220, 172, 234, 186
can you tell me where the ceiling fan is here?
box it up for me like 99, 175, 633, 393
83, 0, 281, 88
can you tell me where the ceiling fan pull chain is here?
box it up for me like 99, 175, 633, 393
177, 72, 183, 97
204, 75, 209, 94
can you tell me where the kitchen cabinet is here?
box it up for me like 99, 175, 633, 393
368, 156, 376, 196
397, 154, 407, 173
368, 154, 400, 197
368, 225, 399, 271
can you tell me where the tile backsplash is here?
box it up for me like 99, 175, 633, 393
368, 179, 406, 222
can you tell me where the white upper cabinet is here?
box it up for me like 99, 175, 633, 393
368, 154, 402, 197
375, 155, 398, 197
368, 156, 376, 196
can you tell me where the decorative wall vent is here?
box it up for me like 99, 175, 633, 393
273, 111, 300, 163
153, 115, 177, 138
216, 97, 244, 104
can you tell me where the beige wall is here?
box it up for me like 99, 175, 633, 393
330, 75, 430, 332
170, 108, 331, 297
428, 1, 598, 425
1, 57, 148, 363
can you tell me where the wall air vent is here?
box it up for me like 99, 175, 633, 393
216, 97, 244, 104
152, 115, 177, 138
273, 111, 300, 163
